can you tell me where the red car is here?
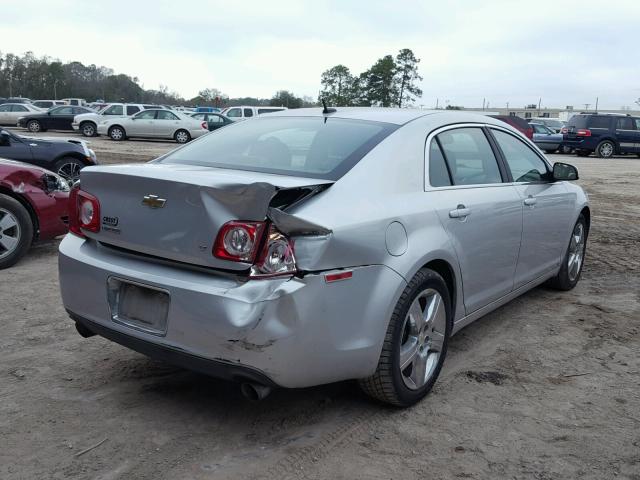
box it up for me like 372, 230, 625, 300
0, 158, 69, 268
490, 115, 534, 140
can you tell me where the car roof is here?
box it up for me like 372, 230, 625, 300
265, 107, 508, 126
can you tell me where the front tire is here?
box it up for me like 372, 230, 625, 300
547, 214, 588, 291
54, 157, 85, 184
0, 194, 34, 269
359, 268, 452, 407
108, 126, 125, 141
174, 129, 191, 144
596, 140, 615, 158
27, 120, 42, 133
80, 122, 97, 137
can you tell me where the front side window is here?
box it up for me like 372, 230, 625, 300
436, 128, 502, 185
103, 105, 124, 115
492, 129, 548, 183
532, 124, 547, 134
135, 110, 157, 120
428, 139, 451, 187
0, 105, 10, 112
157, 110, 179, 120
159, 117, 398, 180
226, 108, 242, 118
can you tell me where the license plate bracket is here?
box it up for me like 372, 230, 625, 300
107, 277, 170, 336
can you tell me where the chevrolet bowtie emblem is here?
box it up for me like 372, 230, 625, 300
142, 194, 166, 209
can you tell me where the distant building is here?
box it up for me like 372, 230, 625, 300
458, 106, 640, 121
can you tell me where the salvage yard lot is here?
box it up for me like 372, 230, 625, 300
1, 149, 639, 479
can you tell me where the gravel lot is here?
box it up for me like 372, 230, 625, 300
1, 137, 639, 480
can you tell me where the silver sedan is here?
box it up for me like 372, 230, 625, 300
58, 108, 589, 406
96, 109, 209, 143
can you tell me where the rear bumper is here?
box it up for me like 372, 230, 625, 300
58, 234, 404, 388
562, 137, 596, 150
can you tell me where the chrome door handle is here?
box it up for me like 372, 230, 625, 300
29, 143, 38, 147
449, 204, 471, 219
524, 196, 537, 206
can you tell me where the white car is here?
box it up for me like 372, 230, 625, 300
96, 109, 209, 143
0, 103, 43, 125
220, 105, 287, 121
72, 103, 165, 137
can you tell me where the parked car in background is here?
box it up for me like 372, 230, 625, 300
72, 103, 164, 137
32, 100, 67, 109
194, 106, 221, 113
97, 108, 209, 143
0, 158, 69, 269
0, 128, 97, 183
531, 123, 564, 153
528, 117, 565, 133
17, 105, 95, 133
0, 103, 44, 125
59, 108, 588, 407
61, 98, 86, 106
190, 112, 233, 131
220, 105, 287, 121
489, 115, 534, 139
562, 113, 640, 158
0, 97, 33, 105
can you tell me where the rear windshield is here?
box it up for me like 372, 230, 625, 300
159, 117, 398, 180
566, 115, 591, 129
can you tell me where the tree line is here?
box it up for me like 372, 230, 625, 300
0, 50, 423, 109
318, 48, 423, 107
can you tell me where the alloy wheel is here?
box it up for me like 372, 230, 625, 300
599, 142, 614, 158
57, 162, 82, 184
82, 124, 95, 136
567, 222, 585, 282
176, 131, 189, 143
399, 288, 447, 390
0, 208, 21, 259
110, 128, 123, 140
28, 121, 41, 133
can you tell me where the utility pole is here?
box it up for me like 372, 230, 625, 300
595, 97, 599, 112
482, 98, 486, 111
435, 98, 439, 109
584, 103, 590, 111
538, 97, 542, 115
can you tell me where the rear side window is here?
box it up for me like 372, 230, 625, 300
492, 130, 548, 182
160, 117, 398, 180
588, 116, 611, 129
566, 115, 588, 128
436, 128, 502, 185
104, 105, 124, 115
157, 111, 179, 120
126, 106, 140, 115
616, 117, 635, 130
11, 105, 28, 112
428, 139, 451, 187
243, 108, 254, 117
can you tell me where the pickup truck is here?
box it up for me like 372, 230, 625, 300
72, 103, 164, 137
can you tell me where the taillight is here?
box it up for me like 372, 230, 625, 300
201, 121, 208, 130
69, 186, 100, 237
576, 129, 591, 137
250, 225, 296, 278
213, 221, 265, 262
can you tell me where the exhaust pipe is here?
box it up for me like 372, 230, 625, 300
75, 322, 96, 338
240, 382, 272, 401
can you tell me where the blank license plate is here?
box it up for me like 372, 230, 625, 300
107, 278, 170, 335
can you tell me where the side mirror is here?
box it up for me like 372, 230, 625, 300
0, 132, 10, 146
553, 162, 579, 181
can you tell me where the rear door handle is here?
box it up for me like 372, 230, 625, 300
449, 204, 471, 219
524, 196, 537, 206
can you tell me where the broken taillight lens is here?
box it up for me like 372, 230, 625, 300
69, 185, 100, 237
250, 225, 297, 278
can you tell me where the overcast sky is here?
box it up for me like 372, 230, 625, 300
2, 0, 639, 108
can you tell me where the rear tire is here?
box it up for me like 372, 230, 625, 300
174, 129, 191, 144
547, 214, 588, 291
0, 194, 34, 269
359, 268, 452, 407
108, 125, 125, 141
544, 149, 557, 154
80, 121, 97, 137
596, 140, 615, 158
27, 120, 42, 133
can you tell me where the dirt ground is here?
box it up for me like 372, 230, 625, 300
1, 144, 639, 479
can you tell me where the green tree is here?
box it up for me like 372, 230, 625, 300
270, 90, 303, 108
394, 48, 423, 107
361, 55, 397, 107
318, 65, 355, 106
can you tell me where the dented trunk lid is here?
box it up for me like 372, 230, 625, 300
79, 163, 332, 270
